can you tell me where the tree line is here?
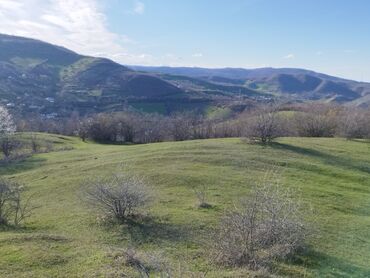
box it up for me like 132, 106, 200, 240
13, 102, 370, 145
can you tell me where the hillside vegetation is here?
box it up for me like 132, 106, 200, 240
0, 135, 369, 277
0, 34, 261, 117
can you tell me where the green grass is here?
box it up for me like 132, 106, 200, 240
130, 102, 167, 114
0, 135, 370, 277
10, 57, 44, 69
59, 57, 99, 82
206, 106, 232, 120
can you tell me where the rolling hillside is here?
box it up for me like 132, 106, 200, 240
0, 135, 369, 277
0, 34, 230, 117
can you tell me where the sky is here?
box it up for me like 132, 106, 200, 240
0, 0, 369, 81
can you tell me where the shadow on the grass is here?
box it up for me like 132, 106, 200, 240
122, 215, 192, 246
288, 248, 370, 277
270, 142, 370, 175
0, 156, 47, 176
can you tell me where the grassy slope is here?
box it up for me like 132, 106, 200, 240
0, 135, 369, 277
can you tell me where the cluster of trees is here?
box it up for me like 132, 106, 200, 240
74, 111, 239, 144
240, 103, 370, 143
17, 111, 226, 143
11, 102, 370, 146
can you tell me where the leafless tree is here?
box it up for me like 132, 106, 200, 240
242, 104, 281, 143
170, 113, 195, 141
0, 178, 36, 226
77, 119, 91, 142
0, 136, 21, 159
294, 103, 338, 137
84, 173, 151, 221
213, 172, 310, 270
338, 108, 370, 139
29, 133, 41, 153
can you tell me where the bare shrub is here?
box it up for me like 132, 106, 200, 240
122, 248, 150, 277
0, 135, 22, 159
213, 173, 309, 270
338, 108, 370, 139
84, 173, 151, 221
170, 112, 195, 141
0, 178, 36, 226
242, 105, 281, 144
294, 103, 339, 137
29, 133, 41, 153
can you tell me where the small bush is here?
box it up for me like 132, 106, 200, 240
84, 173, 151, 221
213, 174, 310, 270
0, 135, 22, 159
0, 178, 36, 226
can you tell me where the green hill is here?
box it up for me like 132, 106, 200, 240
0, 34, 264, 117
0, 135, 370, 277
0, 34, 197, 117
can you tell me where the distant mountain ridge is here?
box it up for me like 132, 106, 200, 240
131, 66, 370, 104
0, 34, 210, 117
0, 34, 268, 117
1, 33, 370, 119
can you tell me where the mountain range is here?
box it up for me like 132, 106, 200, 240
131, 66, 370, 104
1, 33, 370, 119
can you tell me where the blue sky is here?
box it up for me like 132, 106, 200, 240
0, 0, 369, 81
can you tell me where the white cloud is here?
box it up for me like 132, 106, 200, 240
316, 51, 323, 56
192, 53, 203, 58
133, 1, 145, 15
283, 53, 295, 59
0, 0, 148, 64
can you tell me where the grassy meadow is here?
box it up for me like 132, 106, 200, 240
0, 134, 369, 277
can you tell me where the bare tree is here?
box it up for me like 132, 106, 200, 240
0, 136, 21, 159
0, 178, 36, 226
170, 113, 194, 141
77, 119, 91, 142
213, 173, 309, 270
84, 173, 151, 221
294, 103, 338, 137
29, 133, 41, 153
339, 108, 370, 139
242, 105, 280, 144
